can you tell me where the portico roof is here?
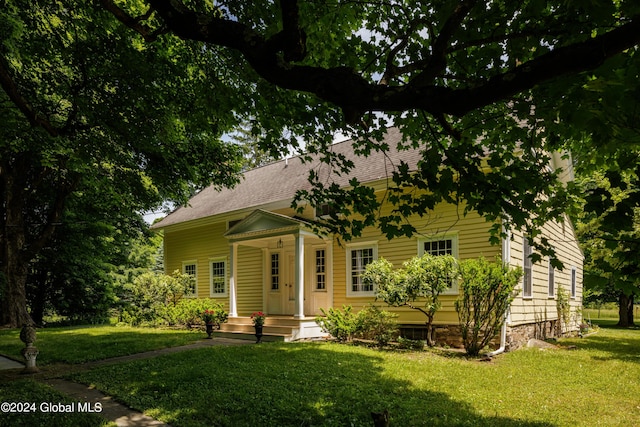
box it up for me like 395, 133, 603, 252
223, 209, 320, 242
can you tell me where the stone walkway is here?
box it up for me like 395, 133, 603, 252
1, 337, 253, 427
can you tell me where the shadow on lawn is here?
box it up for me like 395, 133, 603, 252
578, 323, 640, 364
71, 342, 554, 427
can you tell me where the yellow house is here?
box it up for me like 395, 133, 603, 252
152, 128, 583, 349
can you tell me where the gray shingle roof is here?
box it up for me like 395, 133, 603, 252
153, 127, 422, 228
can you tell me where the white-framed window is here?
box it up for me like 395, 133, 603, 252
548, 259, 555, 298
182, 260, 197, 297
418, 233, 459, 294
315, 249, 326, 291
346, 242, 378, 297
571, 266, 577, 298
209, 258, 227, 297
271, 252, 280, 290
522, 238, 533, 298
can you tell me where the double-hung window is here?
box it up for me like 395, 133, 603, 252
182, 261, 197, 297
522, 238, 533, 298
418, 233, 459, 294
210, 258, 227, 297
346, 242, 377, 297
548, 259, 555, 298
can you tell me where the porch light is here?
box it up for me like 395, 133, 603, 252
277, 238, 283, 248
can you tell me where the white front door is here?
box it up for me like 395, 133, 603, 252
266, 250, 296, 315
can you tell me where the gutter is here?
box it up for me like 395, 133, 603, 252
488, 220, 512, 357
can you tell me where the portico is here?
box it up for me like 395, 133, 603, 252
224, 210, 332, 319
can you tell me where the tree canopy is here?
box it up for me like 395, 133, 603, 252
3, 1, 640, 326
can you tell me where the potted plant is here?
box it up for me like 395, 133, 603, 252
251, 311, 266, 343
202, 307, 228, 339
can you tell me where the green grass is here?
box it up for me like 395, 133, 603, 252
0, 325, 203, 365
0, 379, 115, 427
69, 324, 640, 427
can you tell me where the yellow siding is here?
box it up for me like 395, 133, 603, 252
163, 221, 230, 311
235, 246, 264, 315
331, 200, 500, 325
509, 215, 584, 326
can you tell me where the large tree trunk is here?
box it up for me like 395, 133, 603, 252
617, 293, 635, 327
1, 167, 32, 327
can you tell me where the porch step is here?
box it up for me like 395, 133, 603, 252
217, 316, 326, 342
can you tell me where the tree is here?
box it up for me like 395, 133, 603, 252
455, 258, 521, 356
363, 254, 458, 346
4, 1, 640, 324
0, 1, 245, 327
94, 1, 640, 260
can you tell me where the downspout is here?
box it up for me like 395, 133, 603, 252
488, 221, 511, 357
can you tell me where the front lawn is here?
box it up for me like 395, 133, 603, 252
0, 325, 203, 365
70, 323, 640, 427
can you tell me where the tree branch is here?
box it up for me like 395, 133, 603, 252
0, 53, 60, 137
99, 0, 160, 42
109, 2, 640, 120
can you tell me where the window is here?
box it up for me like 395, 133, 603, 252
571, 267, 577, 298
271, 253, 280, 290
210, 259, 227, 297
418, 234, 459, 293
548, 259, 555, 298
315, 203, 337, 218
523, 238, 533, 298
315, 249, 326, 291
182, 261, 197, 297
346, 243, 377, 296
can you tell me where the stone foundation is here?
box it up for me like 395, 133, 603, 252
400, 319, 579, 352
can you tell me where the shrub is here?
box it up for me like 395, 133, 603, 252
316, 305, 361, 342
357, 304, 399, 347
364, 254, 458, 346
455, 258, 521, 356
397, 336, 425, 350
165, 298, 228, 328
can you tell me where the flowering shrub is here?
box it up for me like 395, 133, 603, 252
251, 311, 266, 326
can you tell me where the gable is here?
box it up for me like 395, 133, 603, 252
224, 210, 313, 241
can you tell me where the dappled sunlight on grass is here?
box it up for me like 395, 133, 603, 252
0, 325, 202, 364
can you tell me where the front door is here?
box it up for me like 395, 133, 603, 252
266, 250, 296, 315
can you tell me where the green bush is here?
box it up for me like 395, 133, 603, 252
166, 298, 228, 328
455, 258, 521, 356
397, 336, 425, 350
316, 305, 361, 342
357, 304, 399, 347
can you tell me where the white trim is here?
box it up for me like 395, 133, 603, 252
522, 237, 533, 299
417, 232, 459, 295
548, 259, 555, 298
181, 260, 197, 298
209, 257, 228, 298
346, 241, 378, 297
417, 231, 459, 258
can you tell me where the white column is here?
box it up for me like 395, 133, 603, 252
294, 234, 305, 319
229, 242, 238, 317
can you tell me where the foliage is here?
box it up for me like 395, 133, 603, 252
556, 285, 572, 336
356, 304, 399, 347
455, 258, 522, 356
396, 337, 425, 351
68, 325, 640, 427
316, 305, 361, 342
364, 254, 458, 346
251, 311, 266, 327
202, 303, 229, 329
120, 270, 192, 326
0, 0, 245, 326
